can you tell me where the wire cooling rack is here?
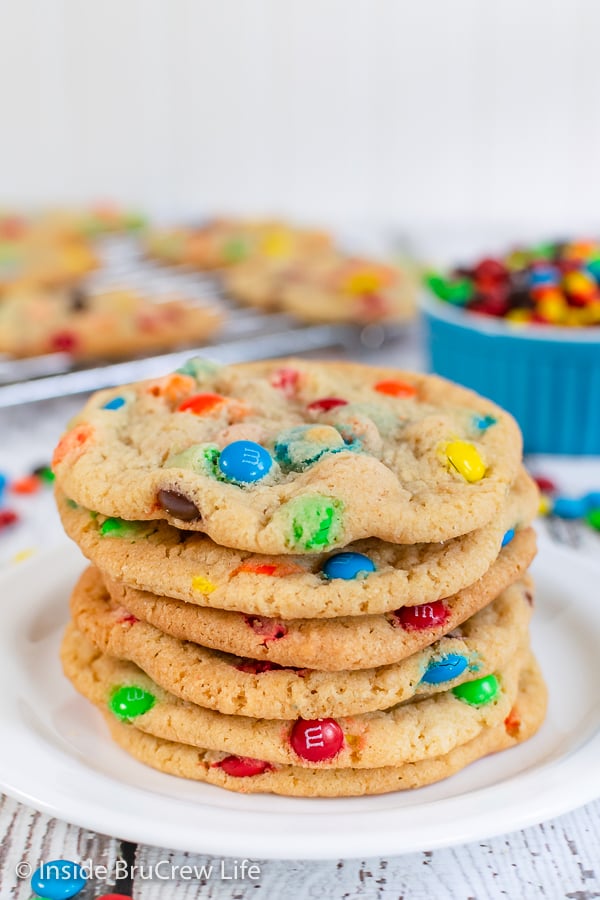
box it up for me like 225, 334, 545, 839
0, 235, 410, 407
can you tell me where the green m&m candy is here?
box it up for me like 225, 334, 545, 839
284, 495, 344, 551
100, 517, 145, 538
109, 685, 156, 720
452, 674, 500, 706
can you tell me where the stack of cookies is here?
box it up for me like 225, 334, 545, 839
53, 358, 546, 797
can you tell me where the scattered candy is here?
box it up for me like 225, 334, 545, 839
191, 575, 217, 594
452, 673, 500, 706
393, 600, 450, 631
533, 475, 557, 494
0, 472, 7, 497
10, 474, 41, 494
427, 238, 600, 328
217, 755, 273, 777
552, 496, 587, 519
374, 379, 417, 398
30, 859, 87, 899
586, 508, 600, 531
12, 547, 35, 563
445, 441, 486, 482
32, 464, 55, 483
109, 685, 156, 720
218, 440, 273, 483
0, 509, 18, 530
421, 654, 469, 685
157, 489, 200, 521
538, 494, 552, 516
501, 528, 515, 547
102, 396, 126, 411
321, 551, 376, 580
290, 718, 344, 762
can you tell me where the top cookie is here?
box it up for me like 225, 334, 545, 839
52, 358, 523, 554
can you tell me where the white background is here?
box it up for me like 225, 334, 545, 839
1, 0, 600, 241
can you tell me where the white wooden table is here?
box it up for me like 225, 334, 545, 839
1, 347, 600, 900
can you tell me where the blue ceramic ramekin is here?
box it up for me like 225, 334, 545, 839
423, 294, 600, 454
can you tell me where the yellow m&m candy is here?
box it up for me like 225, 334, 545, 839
446, 441, 486, 482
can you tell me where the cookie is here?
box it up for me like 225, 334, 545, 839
96, 653, 546, 796
0, 288, 222, 360
56, 468, 536, 618
61, 623, 526, 769
279, 256, 417, 325
145, 219, 332, 270
71, 566, 533, 719
223, 252, 417, 326
106, 528, 536, 671
52, 359, 523, 553
0, 214, 97, 295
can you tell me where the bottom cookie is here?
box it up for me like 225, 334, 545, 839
99, 657, 546, 796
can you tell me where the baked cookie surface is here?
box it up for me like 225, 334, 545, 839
104, 529, 536, 671
52, 359, 524, 553
97, 653, 547, 796
56, 468, 536, 618
61, 624, 528, 769
71, 566, 533, 719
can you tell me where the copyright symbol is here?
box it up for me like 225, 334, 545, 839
15, 861, 32, 879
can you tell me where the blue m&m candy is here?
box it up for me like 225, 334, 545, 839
322, 551, 376, 580
473, 415, 497, 431
583, 491, 600, 511
0, 471, 7, 498
102, 396, 126, 410
31, 859, 87, 899
552, 496, 587, 519
218, 440, 273, 483
501, 528, 515, 547
421, 654, 468, 685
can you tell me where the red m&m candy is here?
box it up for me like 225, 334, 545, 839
392, 600, 450, 631
290, 718, 344, 761
0, 509, 18, 530
307, 397, 348, 413
244, 615, 288, 642
217, 756, 273, 777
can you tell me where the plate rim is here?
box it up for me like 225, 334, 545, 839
1, 538, 600, 859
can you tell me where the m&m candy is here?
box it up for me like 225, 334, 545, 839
393, 600, 450, 631
218, 440, 273, 483
427, 237, 600, 328
501, 528, 515, 547
217, 755, 273, 777
321, 551, 376, 580
31, 860, 87, 899
446, 441, 486, 482
421, 654, 468, 685
102, 396, 126, 410
109, 685, 156, 720
290, 718, 344, 761
452, 674, 500, 706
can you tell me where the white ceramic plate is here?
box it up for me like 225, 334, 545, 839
1, 534, 599, 859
